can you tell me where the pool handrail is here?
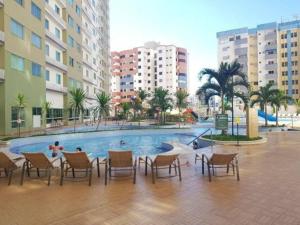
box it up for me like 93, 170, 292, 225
187, 128, 211, 145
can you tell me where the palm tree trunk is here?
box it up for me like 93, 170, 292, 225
96, 115, 101, 130
264, 104, 268, 127
231, 95, 234, 136
276, 107, 278, 127
221, 94, 225, 114
73, 108, 77, 132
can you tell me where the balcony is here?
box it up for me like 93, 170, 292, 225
264, 33, 277, 41
45, 30, 67, 50
0, 69, 5, 82
265, 53, 277, 60
265, 63, 277, 70
46, 82, 68, 94
264, 44, 277, 51
46, 56, 68, 72
0, 0, 3, 7
83, 75, 96, 85
82, 58, 94, 69
57, 0, 66, 8
0, 31, 4, 44
45, 3, 66, 29
86, 92, 96, 100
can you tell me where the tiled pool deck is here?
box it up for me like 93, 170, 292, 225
1, 131, 300, 225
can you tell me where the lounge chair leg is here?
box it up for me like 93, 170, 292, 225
226, 164, 229, 173
8, 170, 13, 185
20, 162, 26, 185
4, 168, 8, 177
26, 162, 30, 177
236, 160, 240, 181
72, 168, 75, 178
97, 158, 100, 177
174, 164, 177, 176
60, 162, 64, 186
105, 162, 108, 185
155, 165, 158, 178
201, 154, 204, 175
207, 163, 211, 182
145, 157, 148, 176
169, 165, 171, 174
89, 168, 92, 186
195, 154, 197, 164
133, 162, 137, 184
151, 164, 155, 184
37, 168, 40, 177
47, 169, 51, 186
232, 164, 235, 175
177, 158, 182, 182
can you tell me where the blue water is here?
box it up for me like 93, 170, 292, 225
10, 130, 197, 158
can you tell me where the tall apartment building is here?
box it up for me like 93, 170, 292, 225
217, 20, 300, 100
0, 0, 110, 135
111, 42, 188, 105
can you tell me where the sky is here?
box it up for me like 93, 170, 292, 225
110, 0, 300, 95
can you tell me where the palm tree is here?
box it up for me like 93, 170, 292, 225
94, 92, 111, 130
42, 101, 52, 132
295, 99, 300, 114
250, 83, 279, 126
120, 102, 131, 121
69, 88, 87, 132
196, 60, 248, 134
150, 87, 173, 125
15, 93, 26, 137
270, 90, 294, 127
175, 90, 189, 127
137, 90, 149, 118
131, 97, 142, 120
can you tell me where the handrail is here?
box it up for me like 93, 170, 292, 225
187, 128, 211, 145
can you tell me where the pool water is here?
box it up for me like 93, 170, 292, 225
10, 130, 197, 158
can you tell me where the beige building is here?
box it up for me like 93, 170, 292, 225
0, 0, 110, 136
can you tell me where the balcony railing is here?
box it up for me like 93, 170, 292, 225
0, 69, 5, 82
265, 53, 277, 60
83, 75, 96, 84
46, 82, 68, 94
0, 31, 5, 44
45, 3, 66, 29
265, 63, 277, 70
45, 30, 66, 50
46, 56, 68, 72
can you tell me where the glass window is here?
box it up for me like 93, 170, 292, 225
11, 107, 25, 128
32, 62, 42, 77
45, 44, 49, 56
76, 24, 81, 34
31, 2, 41, 20
10, 19, 24, 39
10, 54, 24, 71
55, 51, 61, 62
67, 35, 74, 47
54, 5, 60, 15
45, 19, 49, 30
68, 15, 74, 28
45, 70, 50, 81
76, 5, 81, 15
55, 28, 60, 39
67, 0, 74, 5
31, 32, 41, 48
56, 74, 61, 84
15, 0, 23, 6
69, 57, 74, 66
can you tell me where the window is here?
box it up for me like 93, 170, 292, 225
67, 35, 74, 47
67, 0, 74, 5
55, 28, 61, 39
31, 32, 41, 48
10, 19, 24, 39
32, 62, 42, 77
10, 54, 24, 71
45, 44, 49, 56
68, 15, 74, 28
45, 70, 50, 81
11, 107, 25, 128
45, 19, 49, 30
76, 5, 81, 15
56, 74, 61, 84
69, 57, 74, 66
76, 24, 81, 34
55, 51, 61, 62
31, 2, 41, 20
15, 0, 23, 6
54, 5, 60, 15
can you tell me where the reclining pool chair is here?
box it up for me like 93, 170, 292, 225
0, 152, 23, 185
60, 151, 100, 186
21, 152, 59, 186
105, 150, 137, 185
201, 153, 239, 182
145, 154, 182, 184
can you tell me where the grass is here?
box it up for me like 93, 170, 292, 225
202, 135, 262, 141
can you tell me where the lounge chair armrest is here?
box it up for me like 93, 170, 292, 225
201, 153, 211, 163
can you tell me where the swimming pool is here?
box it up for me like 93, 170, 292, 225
10, 129, 197, 158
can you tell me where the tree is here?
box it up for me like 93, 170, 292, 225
15, 93, 26, 137
69, 88, 86, 132
120, 102, 131, 120
196, 60, 249, 134
295, 99, 300, 114
175, 90, 189, 127
270, 90, 294, 127
137, 90, 149, 118
131, 96, 142, 120
94, 92, 111, 130
150, 87, 173, 125
250, 83, 279, 126
42, 101, 52, 132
